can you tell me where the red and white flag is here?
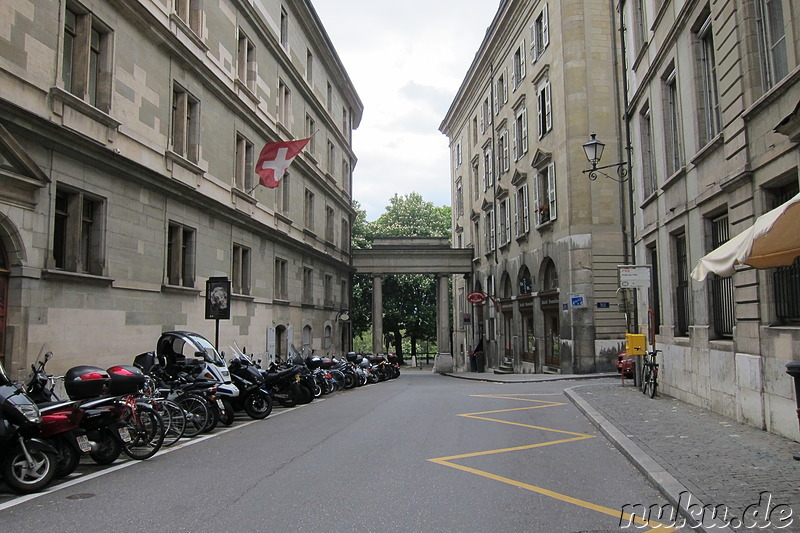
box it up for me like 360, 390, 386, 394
255, 138, 310, 188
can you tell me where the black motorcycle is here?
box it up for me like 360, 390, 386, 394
0, 362, 58, 493
226, 352, 273, 420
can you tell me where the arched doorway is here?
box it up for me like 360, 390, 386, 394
0, 241, 7, 369
517, 265, 535, 367
539, 258, 560, 372
499, 272, 513, 364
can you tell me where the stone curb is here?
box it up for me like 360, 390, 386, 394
564, 385, 736, 533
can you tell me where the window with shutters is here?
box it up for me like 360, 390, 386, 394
515, 183, 530, 237
530, 3, 549, 63
513, 40, 526, 89
537, 78, 552, 138
513, 104, 528, 160
533, 162, 556, 227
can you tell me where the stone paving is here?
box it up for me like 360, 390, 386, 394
443, 370, 800, 532
569, 381, 800, 532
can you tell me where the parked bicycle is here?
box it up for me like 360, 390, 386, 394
641, 349, 661, 398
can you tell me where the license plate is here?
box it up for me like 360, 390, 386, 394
118, 426, 132, 443
216, 399, 225, 409
76, 435, 92, 453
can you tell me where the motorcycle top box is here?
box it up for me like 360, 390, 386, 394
305, 356, 322, 369
346, 352, 360, 363
107, 365, 146, 395
64, 365, 110, 400
320, 358, 335, 369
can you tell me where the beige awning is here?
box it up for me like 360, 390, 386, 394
691, 192, 800, 281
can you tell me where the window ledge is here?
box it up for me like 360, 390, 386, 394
273, 298, 290, 306
690, 133, 724, 166
161, 284, 201, 295
231, 293, 255, 302
232, 187, 258, 205
632, 42, 649, 71
275, 211, 293, 224
169, 13, 208, 52
43, 269, 113, 286
303, 228, 317, 239
515, 232, 529, 244
234, 78, 259, 104
661, 165, 687, 191
165, 149, 204, 175
49, 87, 121, 130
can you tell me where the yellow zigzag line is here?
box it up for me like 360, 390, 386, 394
427, 393, 676, 532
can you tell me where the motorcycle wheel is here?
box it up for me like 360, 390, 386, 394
203, 402, 220, 433
2, 445, 57, 494
122, 410, 165, 461
367, 372, 379, 384
274, 383, 299, 408
343, 373, 356, 389
53, 437, 80, 478
219, 398, 235, 426
89, 428, 122, 465
244, 390, 273, 420
295, 382, 313, 404
175, 393, 209, 438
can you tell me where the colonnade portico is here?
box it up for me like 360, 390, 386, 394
352, 238, 473, 363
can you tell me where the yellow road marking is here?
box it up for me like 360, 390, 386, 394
428, 393, 678, 532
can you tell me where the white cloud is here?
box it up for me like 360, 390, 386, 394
312, 0, 500, 220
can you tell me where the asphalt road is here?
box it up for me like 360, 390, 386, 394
0, 372, 675, 532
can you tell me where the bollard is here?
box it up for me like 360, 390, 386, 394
785, 362, 800, 460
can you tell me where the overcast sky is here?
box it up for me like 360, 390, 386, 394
312, 1, 501, 221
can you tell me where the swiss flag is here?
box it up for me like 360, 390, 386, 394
255, 138, 310, 188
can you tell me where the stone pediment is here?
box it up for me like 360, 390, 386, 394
0, 121, 50, 208
511, 169, 527, 185
530, 148, 552, 170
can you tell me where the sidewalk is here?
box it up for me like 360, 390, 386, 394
444, 370, 800, 532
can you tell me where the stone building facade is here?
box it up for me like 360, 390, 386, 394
0, 0, 361, 377
623, 0, 800, 440
440, 0, 630, 374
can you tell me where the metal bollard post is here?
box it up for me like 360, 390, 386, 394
785, 362, 800, 460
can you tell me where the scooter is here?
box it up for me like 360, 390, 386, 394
0, 362, 58, 493
24, 351, 94, 477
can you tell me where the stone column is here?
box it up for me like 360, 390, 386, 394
436, 274, 450, 353
433, 274, 454, 373
372, 275, 383, 354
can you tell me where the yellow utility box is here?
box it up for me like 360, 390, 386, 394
625, 333, 647, 355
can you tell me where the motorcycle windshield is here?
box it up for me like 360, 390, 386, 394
187, 334, 225, 366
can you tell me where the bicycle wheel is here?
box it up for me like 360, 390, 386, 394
160, 399, 186, 446
122, 409, 165, 460
642, 365, 652, 396
648, 367, 658, 398
175, 393, 210, 438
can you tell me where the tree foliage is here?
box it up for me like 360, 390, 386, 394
351, 193, 451, 356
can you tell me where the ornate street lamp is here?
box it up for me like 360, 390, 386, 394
581, 133, 628, 182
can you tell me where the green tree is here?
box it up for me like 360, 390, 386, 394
351, 193, 451, 357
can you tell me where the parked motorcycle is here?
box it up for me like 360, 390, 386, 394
24, 352, 90, 477
226, 346, 273, 420
0, 361, 58, 493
